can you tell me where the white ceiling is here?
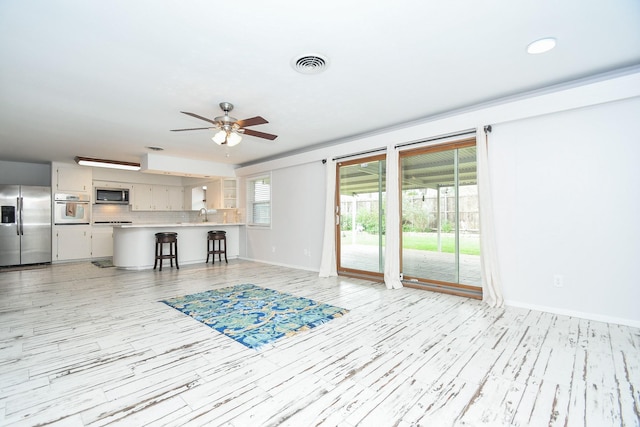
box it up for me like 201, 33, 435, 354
1, 1, 639, 169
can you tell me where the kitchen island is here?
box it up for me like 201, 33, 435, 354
112, 222, 244, 269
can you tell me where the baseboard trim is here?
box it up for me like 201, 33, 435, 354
237, 257, 320, 273
505, 299, 640, 328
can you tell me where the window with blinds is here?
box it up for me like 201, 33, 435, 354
247, 175, 271, 226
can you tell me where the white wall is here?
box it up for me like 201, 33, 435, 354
91, 165, 184, 186
237, 69, 640, 326
244, 161, 326, 271
491, 97, 640, 326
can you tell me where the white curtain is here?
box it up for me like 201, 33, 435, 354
383, 146, 403, 289
476, 126, 504, 307
318, 159, 337, 277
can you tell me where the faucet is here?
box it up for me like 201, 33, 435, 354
198, 207, 208, 222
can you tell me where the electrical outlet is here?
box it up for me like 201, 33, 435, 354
272, 246, 276, 253
553, 274, 564, 288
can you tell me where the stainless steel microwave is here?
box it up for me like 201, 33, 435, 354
95, 187, 130, 204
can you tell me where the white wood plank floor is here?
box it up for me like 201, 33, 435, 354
0, 260, 638, 427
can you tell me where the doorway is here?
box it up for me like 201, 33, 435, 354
336, 155, 386, 280
399, 139, 482, 297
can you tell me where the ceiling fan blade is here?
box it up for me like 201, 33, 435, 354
237, 116, 268, 127
170, 127, 215, 132
243, 128, 278, 140
180, 111, 218, 126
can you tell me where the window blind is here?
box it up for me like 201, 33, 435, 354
248, 176, 271, 225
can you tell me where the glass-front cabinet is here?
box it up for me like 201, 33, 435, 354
222, 179, 237, 209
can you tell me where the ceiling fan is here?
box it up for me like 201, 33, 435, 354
170, 102, 277, 147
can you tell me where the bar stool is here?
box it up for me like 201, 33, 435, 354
206, 230, 227, 264
154, 232, 179, 271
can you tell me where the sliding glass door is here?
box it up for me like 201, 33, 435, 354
399, 139, 481, 295
336, 155, 386, 279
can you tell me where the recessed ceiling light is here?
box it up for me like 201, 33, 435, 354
145, 146, 164, 151
527, 37, 557, 54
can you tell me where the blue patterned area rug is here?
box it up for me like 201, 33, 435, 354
161, 284, 349, 349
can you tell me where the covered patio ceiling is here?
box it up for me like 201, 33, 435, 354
338, 147, 477, 196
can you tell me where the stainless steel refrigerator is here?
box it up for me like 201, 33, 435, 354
0, 185, 52, 267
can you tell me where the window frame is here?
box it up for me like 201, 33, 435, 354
246, 173, 272, 228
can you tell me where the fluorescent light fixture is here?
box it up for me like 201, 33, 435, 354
527, 37, 556, 54
75, 156, 141, 171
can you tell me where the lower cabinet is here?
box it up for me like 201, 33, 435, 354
54, 225, 114, 261
54, 225, 92, 261
91, 226, 113, 258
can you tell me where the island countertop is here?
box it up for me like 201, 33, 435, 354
113, 222, 245, 228
112, 223, 243, 269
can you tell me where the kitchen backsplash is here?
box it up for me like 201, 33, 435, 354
92, 205, 243, 224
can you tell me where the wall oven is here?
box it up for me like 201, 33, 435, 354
54, 193, 90, 225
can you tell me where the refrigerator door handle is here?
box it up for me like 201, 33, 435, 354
17, 197, 23, 235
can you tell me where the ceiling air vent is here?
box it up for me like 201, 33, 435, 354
292, 54, 329, 74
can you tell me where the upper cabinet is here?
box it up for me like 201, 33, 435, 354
131, 184, 153, 210
93, 180, 132, 190
200, 178, 237, 210
222, 179, 237, 209
56, 166, 92, 193
207, 180, 222, 210
167, 186, 184, 211
131, 184, 184, 211
151, 185, 168, 210
184, 178, 240, 211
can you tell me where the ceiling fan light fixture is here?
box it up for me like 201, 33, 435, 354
212, 130, 227, 145
173, 101, 277, 144
226, 131, 242, 147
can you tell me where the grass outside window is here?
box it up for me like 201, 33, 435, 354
342, 231, 480, 256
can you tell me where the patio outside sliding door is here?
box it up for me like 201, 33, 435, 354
336, 155, 386, 279
399, 139, 482, 297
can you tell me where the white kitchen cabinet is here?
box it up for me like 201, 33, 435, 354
131, 184, 184, 211
93, 180, 132, 190
151, 185, 168, 210
206, 180, 221, 210
167, 186, 184, 211
205, 179, 237, 209
91, 226, 113, 258
222, 179, 237, 209
54, 225, 92, 261
56, 167, 92, 193
131, 184, 153, 210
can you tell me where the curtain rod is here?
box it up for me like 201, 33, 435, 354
331, 146, 387, 162
394, 128, 477, 149
324, 126, 492, 163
